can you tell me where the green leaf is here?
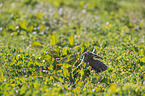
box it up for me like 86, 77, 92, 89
0, 53, 3, 55
8, 25, 15, 31
141, 48, 145, 56
20, 21, 27, 30
80, 69, 84, 80
62, 47, 67, 55
0, 72, 4, 82
68, 36, 74, 46
107, 83, 118, 94
58, 77, 63, 82
45, 54, 52, 59
51, 35, 56, 46
54, 1, 60, 7
27, 25, 33, 32
81, 46, 84, 54
20, 85, 27, 95
63, 63, 69, 77
32, 41, 42, 46
54, 13, 58, 18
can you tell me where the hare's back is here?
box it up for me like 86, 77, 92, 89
90, 60, 108, 73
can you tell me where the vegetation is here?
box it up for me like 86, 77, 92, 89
0, 0, 145, 95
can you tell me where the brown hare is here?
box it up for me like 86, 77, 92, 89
81, 52, 108, 73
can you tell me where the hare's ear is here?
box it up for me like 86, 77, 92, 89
93, 54, 103, 59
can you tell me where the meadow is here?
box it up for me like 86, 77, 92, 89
0, 0, 145, 95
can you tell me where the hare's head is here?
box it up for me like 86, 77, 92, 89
82, 52, 102, 62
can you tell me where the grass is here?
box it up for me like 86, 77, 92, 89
0, 0, 145, 95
